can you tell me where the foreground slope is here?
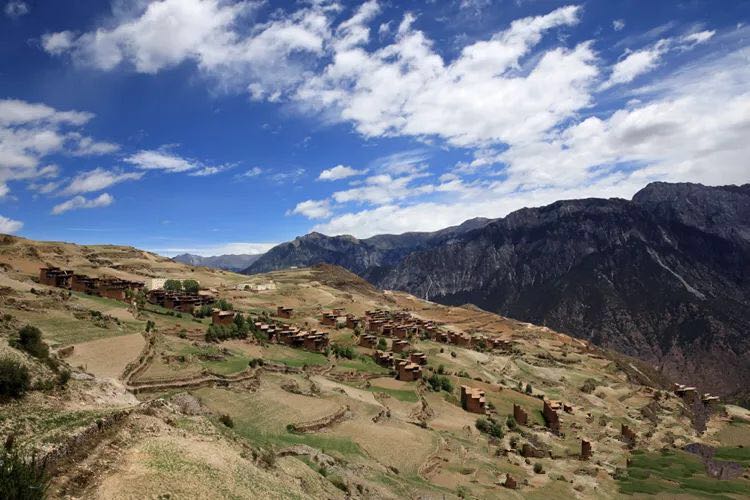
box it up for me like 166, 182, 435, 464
244, 182, 750, 402
1, 235, 749, 499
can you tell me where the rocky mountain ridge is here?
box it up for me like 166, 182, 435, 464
244, 182, 750, 401
173, 252, 263, 272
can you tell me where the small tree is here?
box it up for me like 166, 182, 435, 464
0, 358, 30, 400
164, 279, 182, 292
525, 383, 533, 395
182, 279, 200, 294
14, 326, 48, 359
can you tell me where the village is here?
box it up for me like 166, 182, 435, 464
33, 264, 731, 494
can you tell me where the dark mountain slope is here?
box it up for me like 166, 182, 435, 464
244, 182, 750, 399
243, 217, 495, 282
173, 253, 263, 272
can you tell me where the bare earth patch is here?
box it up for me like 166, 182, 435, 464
67, 333, 146, 379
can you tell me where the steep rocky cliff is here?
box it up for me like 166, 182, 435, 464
245, 183, 750, 399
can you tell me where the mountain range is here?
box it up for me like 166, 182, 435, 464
243, 182, 750, 402
173, 252, 264, 272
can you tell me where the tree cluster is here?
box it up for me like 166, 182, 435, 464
205, 313, 249, 342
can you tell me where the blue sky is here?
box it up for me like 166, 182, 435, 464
1, 0, 748, 256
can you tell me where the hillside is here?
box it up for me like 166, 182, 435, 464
1, 235, 749, 499
243, 182, 750, 403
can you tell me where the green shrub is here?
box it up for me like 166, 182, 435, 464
182, 279, 200, 294
219, 414, 234, 428
506, 416, 517, 430
475, 417, 504, 438
426, 373, 453, 393
581, 378, 598, 394
0, 358, 30, 399
57, 369, 71, 387
525, 383, 533, 395
534, 462, 544, 474
13, 326, 48, 360
0, 444, 49, 500
259, 449, 276, 468
376, 337, 387, 350
331, 344, 354, 359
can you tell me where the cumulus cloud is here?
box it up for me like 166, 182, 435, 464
124, 148, 230, 176
4, 1, 28, 19
0, 99, 117, 197
36, 3, 749, 237
42, 0, 332, 97
52, 192, 114, 215
298, 5, 590, 147
63, 168, 143, 195
318, 164, 366, 181
0, 214, 23, 233
290, 199, 332, 219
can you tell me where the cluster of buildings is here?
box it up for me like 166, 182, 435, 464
146, 289, 215, 314
39, 266, 144, 302
364, 309, 514, 352
673, 383, 720, 405
236, 305, 330, 353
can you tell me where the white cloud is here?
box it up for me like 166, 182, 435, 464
4, 1, 28, 19
52, 192, 114, 215
318, 164, 366, 181
42, 0, 332, 98
41, 31, 75, 55
613, 19, 625, 31
151, 242, 277, 257
290, 199, 332, 219
602, 40, 669, 89
298, 5, 591, 148
63, 168, 143, 195
124, 148, 229, 176
243, 167, 262, 177
680, 30, 715, 46
0, 99, 116, 197
0, 214, 23, 233
602, 30, 716, 89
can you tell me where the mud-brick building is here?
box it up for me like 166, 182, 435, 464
409, 352, 428, 365
71, 274, 100, 294
513, 404, 529, 426
276, 306, 293, 319
320, 312, 337, 326
212, 310, 236, 326
392, 340, 409, 353
543, 400, 562, 434
581, 439, 592, 460
396, 360, 422, 382
358, 334, 377, 349
460, 385, 487, 414
345, 315, 362, 329
373, 350, 394, 367
621, 424, 637, 446
39, 267, 74, 288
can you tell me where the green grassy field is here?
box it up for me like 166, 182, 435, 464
618, 449, 750, 497
366, 385, 419, 403
335, 356, 391, 375
263, 345, 328, 367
